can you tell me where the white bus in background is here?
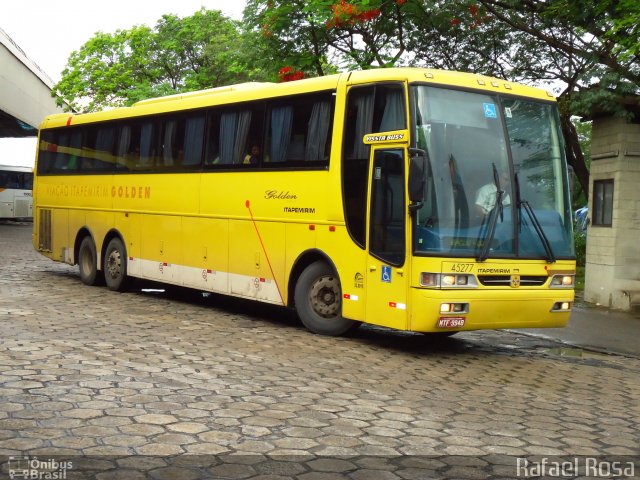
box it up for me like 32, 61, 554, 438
0, 165, 33, 220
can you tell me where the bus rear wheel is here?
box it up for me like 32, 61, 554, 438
78, 236, 100, 286
294, 261, 359, 336
104, 237, 130, 292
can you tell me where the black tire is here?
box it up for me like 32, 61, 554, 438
78, 236, 100, 286
294, 261, 359, 336
104, 237, 130, 292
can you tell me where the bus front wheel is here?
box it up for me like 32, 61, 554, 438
104, 237, 130, 292
294, 261, 359, 336
78, 236, 100, 286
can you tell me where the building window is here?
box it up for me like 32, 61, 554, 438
592, 179, 614, 227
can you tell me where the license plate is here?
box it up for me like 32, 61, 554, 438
437, 317, 465, 328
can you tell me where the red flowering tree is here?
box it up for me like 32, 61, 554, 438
244, 0, 413, 75
278, 66, 305, 82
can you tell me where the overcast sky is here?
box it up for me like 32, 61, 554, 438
1, 0, 246, 168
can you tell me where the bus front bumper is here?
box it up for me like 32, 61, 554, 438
409, 287, 572, 333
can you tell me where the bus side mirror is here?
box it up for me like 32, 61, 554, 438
408, 148, 426, 205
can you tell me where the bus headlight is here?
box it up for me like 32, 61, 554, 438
550, 274, 574, 288
420, 273, 440, 287
420, 273, 478, 288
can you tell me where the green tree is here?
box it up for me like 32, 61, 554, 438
54, 9, 267, 112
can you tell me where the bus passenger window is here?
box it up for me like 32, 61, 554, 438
160, 119, 181, 168
269, 105, 293, 163
81, 125, 116, 172
117, 124, 141, 171
204, 110, 221, 165
139, 122, 158, 169
183, 114, 205, 167
265, 94, 333, 166
305, 99, 332, 161
37, 130, 57, 174
219, 110, 252, 165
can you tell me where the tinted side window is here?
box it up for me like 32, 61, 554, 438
81, 124, 116, 172
214, 103, 265, 166
264, 93, 333, 167
369, 149, 406, 266
117, 123, 143, 171
44, 128, 82, 172
37, 131, 57, 174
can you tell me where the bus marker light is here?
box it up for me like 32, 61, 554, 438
309, 224, 315, 230
437, 317, 465, 328
343, 294, 359, 301
329, 226, 336, 232
389, 302, 406, 310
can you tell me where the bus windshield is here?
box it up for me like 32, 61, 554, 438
411, 85, 574, 259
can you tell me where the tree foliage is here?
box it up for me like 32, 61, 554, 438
54, 9, 269, 112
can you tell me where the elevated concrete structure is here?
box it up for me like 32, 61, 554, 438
0, 27, 63, 137
584, 111, 640, 310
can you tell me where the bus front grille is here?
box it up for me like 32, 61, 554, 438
478, 275, 548, 287
38, 209, 52, 251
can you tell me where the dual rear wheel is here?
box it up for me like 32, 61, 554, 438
78, 235, 129, 291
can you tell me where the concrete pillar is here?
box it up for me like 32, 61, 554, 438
584, 115, 640, 310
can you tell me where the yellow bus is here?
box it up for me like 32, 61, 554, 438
33, 68, 575, 336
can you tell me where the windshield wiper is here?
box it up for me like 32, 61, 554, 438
477, 163, 504, 262
514, 173, 556, 263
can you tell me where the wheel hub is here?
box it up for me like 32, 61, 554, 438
107, 250, 121, 279
309, 275, 340, 318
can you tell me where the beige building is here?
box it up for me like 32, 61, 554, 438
584, 106, 640, 310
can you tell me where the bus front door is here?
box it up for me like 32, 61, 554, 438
366, 147, 409, 330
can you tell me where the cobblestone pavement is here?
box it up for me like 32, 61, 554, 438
0, 222, 639, 479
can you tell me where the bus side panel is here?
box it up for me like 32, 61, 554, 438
139, 214, 183, 283
284, 222, 317, 303
114, 211, 142, 277
67, 209, 87, 264
181, 216, 229, 294
51, 208, 70, 263
228, 220, 285, 305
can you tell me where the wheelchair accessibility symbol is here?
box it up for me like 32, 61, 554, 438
483, 103, 497, 118
381, 266, 392, 283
